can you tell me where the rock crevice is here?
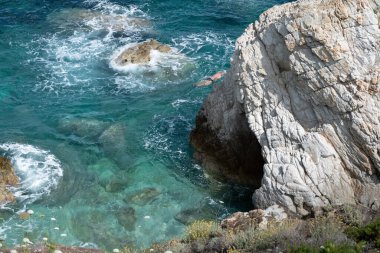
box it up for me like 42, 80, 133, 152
191, 0, 380, 215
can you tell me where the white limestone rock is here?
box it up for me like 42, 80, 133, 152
191, 0, 380, 215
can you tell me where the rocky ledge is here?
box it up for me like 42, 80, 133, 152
191, 0, 380, 215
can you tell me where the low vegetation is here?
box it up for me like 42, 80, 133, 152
143, 206, 380, 253
1, 206, 379, 253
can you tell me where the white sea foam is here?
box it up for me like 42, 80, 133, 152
0, 143, 63, 204
109, 44, 192, 74
109, 43, 196, 93
171, 32, 234, 74
143, 114, 192, 159
29, 1, 150, 93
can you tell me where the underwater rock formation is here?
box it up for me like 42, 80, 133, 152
47, 8, 150, 32
191, 0, 380, 215
126, 187, 161, 206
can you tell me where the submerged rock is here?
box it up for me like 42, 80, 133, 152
114, 39, 172, 66
115, 206, 136, 231
0, 157, 19, 204
100, 172, 128, 193
191, 0, 380, 215
125, 187, 160, 205
47, 8, 151, 32
71, 210, 128, 250
58, 118, 109, 139
98, 123, 129, 167
175, 208, 213, 225
174, 203, 218, 225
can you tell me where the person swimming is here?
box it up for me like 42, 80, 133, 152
194, 70, 225, 87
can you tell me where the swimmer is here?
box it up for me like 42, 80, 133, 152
194, 70, 226, 87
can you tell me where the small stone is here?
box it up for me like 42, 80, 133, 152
10, 250, 17, 253
53, 250, 63, 253
144, 215, 151, 219
164, 251, 173, 253
60, 234, 67, 237
42, 237, 48, 241
54, 227, 59, 230
27, 210, 34, 215
113, 249, 120, 253
51, 217, 56, 221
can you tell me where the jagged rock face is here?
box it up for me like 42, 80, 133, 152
191, 0, 380, 215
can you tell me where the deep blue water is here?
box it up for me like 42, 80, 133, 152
0, 0, 288, 250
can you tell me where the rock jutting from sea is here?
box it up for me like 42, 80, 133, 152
0, 157, 19, 204
114, 39, 172, 66
191, 0, 380, 215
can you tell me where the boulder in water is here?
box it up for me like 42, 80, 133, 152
0, 157, 19, 204
98, 123, 129, 167
104, 174, 128, 193
98, 123, 126, 152
0, 157, 19, 185
71, 210, 127, 249
58, 118, 109, 139
125, 187, 160, 206
115, 206, 136, 231
114, 40, 172, 66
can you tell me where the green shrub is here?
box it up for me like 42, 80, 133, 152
290, 242, 364, 253
185, 220, 219, 242
346, 218, 380, 247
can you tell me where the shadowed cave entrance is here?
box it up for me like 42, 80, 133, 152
190, 107, 265, 210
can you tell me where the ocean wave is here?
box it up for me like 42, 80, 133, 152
0, 143, 63, 205
28, 1, 150, 93
110, 43, 195, 72
109, 43, 197, 93
171, 32, 234, 65
143, 114, 193, 165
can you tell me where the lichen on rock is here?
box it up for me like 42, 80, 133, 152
191, 0, 380, 215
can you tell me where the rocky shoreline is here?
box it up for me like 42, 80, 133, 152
1, 0, 380, 251
191, 0, 380, 215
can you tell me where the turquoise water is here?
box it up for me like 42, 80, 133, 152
0, 0, 288, 250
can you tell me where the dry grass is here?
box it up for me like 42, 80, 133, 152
123, 209, 379, 253
185, 220, 220, 242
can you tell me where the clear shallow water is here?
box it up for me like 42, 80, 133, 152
0, 0, 288, 250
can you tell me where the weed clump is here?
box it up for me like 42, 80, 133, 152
185, 220, 219, 242
346, 218, 380, 248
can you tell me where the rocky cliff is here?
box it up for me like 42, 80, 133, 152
191, 0, 380, 215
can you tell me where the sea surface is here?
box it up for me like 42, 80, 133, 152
0, 0, 288, 250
